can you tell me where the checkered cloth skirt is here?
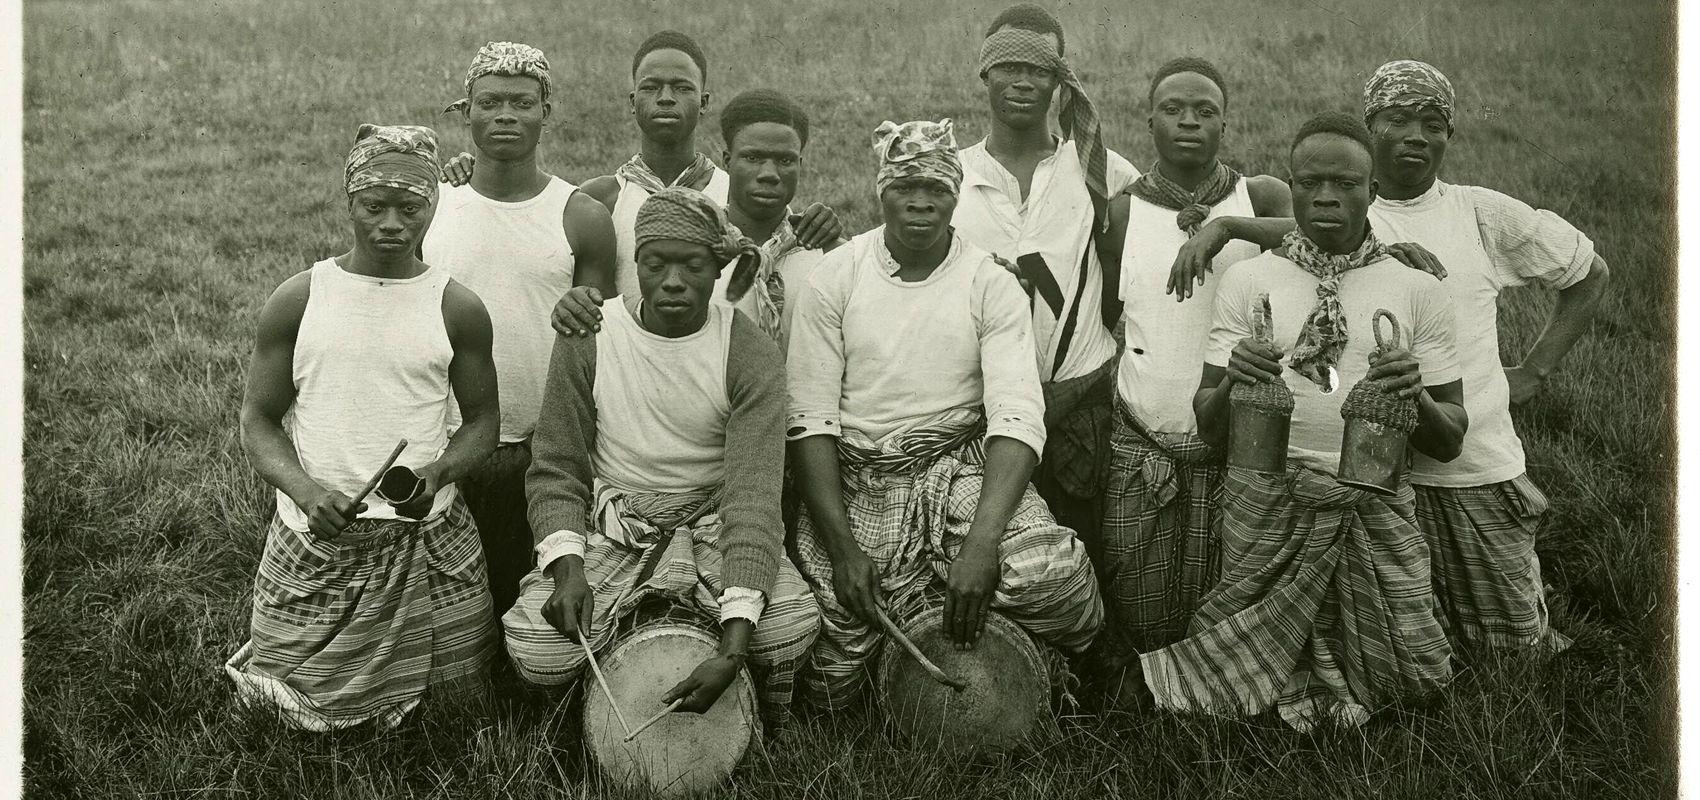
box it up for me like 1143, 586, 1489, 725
502, 488, 819, 720
1100, 402, 1224, 651
795, 411, 1102, 708
226, 498, 496, 731
1415, 475, 1570, 652
1139, 466, 1452, 731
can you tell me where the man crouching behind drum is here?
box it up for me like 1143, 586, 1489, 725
503, 187, 821, 728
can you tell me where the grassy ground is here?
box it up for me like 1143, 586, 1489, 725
21, 0, 1676, 796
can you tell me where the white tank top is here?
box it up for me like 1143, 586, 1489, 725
1116, 180, 1259, 433
592, 297, 735, 492
611, 167, 731, 299
423, 177, 577, 442
279, 259, 457, 529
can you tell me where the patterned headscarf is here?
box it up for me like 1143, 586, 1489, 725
344, 124, 440, 201
872, 119, 962, 196
1362, 60, 1455, 132
977, 28, 1110, 225
1282, 228, 1390, 392
633, 186, 764, 297
444, 42, 552, 113
1127, 162, 1243, 236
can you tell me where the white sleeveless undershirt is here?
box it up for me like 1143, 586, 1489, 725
611, 167, 730, 299
592, 297, 735, 493
423, 177, 577, 442
280, 259, 457, 529
1115, 180, 1258, 434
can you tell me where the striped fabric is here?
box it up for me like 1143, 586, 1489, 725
502, 490, 819, 725
225, 498, 496, 732
459, 440, 534, 616
1415, 475, 1571, 652
1099, 401, 1224, 651
795, 412, 1103, 710
1139, 466, 1452, 732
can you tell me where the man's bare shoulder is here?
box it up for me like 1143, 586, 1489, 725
579, 175, 620, 210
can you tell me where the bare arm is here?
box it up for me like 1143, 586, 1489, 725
579, 175, 620, 213
1508, 254, 1610, 403
239, 272, 322, 508
430, 281, 500, 488
1410, 380, 1469, 462
1094, 193, 1131, 329
565, 192, 618, 296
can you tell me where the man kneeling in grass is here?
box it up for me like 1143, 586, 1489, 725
227, 124, 501, 731
502, 188, 820, 729
1131, 113, 1466, 730
786, 119, 1102, 709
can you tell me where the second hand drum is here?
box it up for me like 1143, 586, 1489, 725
876, 604, 1054, 755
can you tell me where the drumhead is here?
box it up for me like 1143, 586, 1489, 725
876, 607, 1055, 754
582, 620, 760, 798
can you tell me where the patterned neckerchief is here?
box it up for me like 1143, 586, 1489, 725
615, 152, 719, 195
1127, 161, 1243, 235
1282, 228, 1389, 391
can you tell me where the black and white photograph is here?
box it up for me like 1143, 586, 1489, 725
6, 0, 1680, 796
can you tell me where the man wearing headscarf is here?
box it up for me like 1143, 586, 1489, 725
424, 42, 617, 617
1359, 59, 1607, 654
1090, 58, 1293, 674
226, 124, 500, 731
503, 187, 820, 728
786, 118, 1102, 710
951, 6, 1138, 553
1127, 113, 1466, 731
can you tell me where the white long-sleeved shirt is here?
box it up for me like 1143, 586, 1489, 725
785, 228, 1047, 459
954, 139, 1139, 383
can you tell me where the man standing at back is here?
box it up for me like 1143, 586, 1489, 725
424, 42, 617, 616
952, 4, 1138, 547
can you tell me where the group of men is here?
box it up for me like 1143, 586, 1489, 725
226, 3, 1608, 735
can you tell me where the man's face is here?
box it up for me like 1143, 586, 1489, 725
348, 185, 434, 257
724, 122, 802, 223
1289, 133, 1377, 254
1368, 104, 1450, 195
631, 49, 706, 145
464, 74, 550, 160
1149, 71, 1225, 171
982, 27, 1059, 130
880, 176, 957, 252
635, 239, 719, 327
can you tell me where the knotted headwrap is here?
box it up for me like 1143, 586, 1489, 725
1127, 161, 1243, 236
977, 28, 1110, 225
723, 213, 803, 343
444, 41, 552, 113
344, 124, 440, 201
615, 153, 721, 195
633, 186, 764, 300
872, 119, 962, 196
1362, 59, 1455, 132
1282, 228, 1390, 392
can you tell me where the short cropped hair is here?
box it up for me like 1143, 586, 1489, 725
984, 4, 1066, 55
632, 30, 708, 83
720, 89, 811, 148
1290, 111, 1374, 156
1148, 57, 1228, 111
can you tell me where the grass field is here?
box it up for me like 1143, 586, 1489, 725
20, 0, 1677, 797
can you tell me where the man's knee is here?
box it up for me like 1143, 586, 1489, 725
500, 602, 590, 687
748, 589, 822, 666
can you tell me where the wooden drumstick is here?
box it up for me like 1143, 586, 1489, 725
579, 628, 634, 737
623, 697, 686, 742
877, 608, 967, 692
351, 439, 409, 507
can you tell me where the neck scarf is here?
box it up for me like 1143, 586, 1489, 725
872, 118, 962, 196
616, 152, 719, 195
443, 41, 552, 113
977, 28, 1109, 226
344, 124, 439, 200
1282, 228, 1389, 391
723, 213, 803, 343
1128, 161, 1243, 235
1362, 59, 1456, 132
